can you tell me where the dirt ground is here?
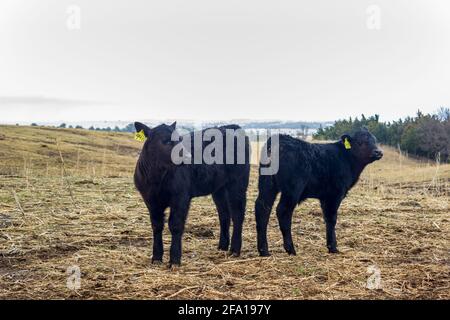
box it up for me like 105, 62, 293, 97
0, 126, 449, 299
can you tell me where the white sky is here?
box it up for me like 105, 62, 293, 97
1, 0, 450, 123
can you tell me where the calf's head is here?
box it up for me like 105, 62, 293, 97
341, 128, 383, 164
135, 121, 178, 166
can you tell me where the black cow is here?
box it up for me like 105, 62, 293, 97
255, 128, 383, 256
134, 122, 250, 267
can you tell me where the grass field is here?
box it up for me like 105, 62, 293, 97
0, 125, 449, 299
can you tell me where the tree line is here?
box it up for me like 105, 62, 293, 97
31, 122, 137, 132
313, 108, 450, 162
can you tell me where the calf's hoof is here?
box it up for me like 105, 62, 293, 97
284, 246, 297, 256
151, 258, 163, 265
229, 251, 240, 258
328, 248, 340, 254
218, 243, 229, 251
258, 250, 271, 257
169, 263, 181, 270
229, 244, 241, 257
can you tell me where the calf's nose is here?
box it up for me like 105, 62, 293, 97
373, 149, 383, 159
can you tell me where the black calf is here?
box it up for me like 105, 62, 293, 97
134, 122, 250, 267
255, 128, 383, 256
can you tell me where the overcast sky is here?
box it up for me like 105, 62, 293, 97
1, 0, 450, 123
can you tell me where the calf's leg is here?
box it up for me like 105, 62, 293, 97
276, 193, 298, 255
145, 201, 166, 263
168, 196, 191, 267
320, 197, 342, 253
255, 175, 278, 256
150, 211, 165, 263
212, 189, 231, 251
227, 181, 248, 257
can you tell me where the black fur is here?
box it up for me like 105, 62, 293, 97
255, 128, 383, 256
134, 122, 250, 266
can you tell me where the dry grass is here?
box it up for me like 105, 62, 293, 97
0, 125, 449, 299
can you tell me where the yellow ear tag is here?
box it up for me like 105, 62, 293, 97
134, 130, 146, 142
344, 138, 351, 150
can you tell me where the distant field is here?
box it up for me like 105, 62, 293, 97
0, 125, 449, 299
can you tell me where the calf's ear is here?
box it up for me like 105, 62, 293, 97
134, 122, 151, 137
